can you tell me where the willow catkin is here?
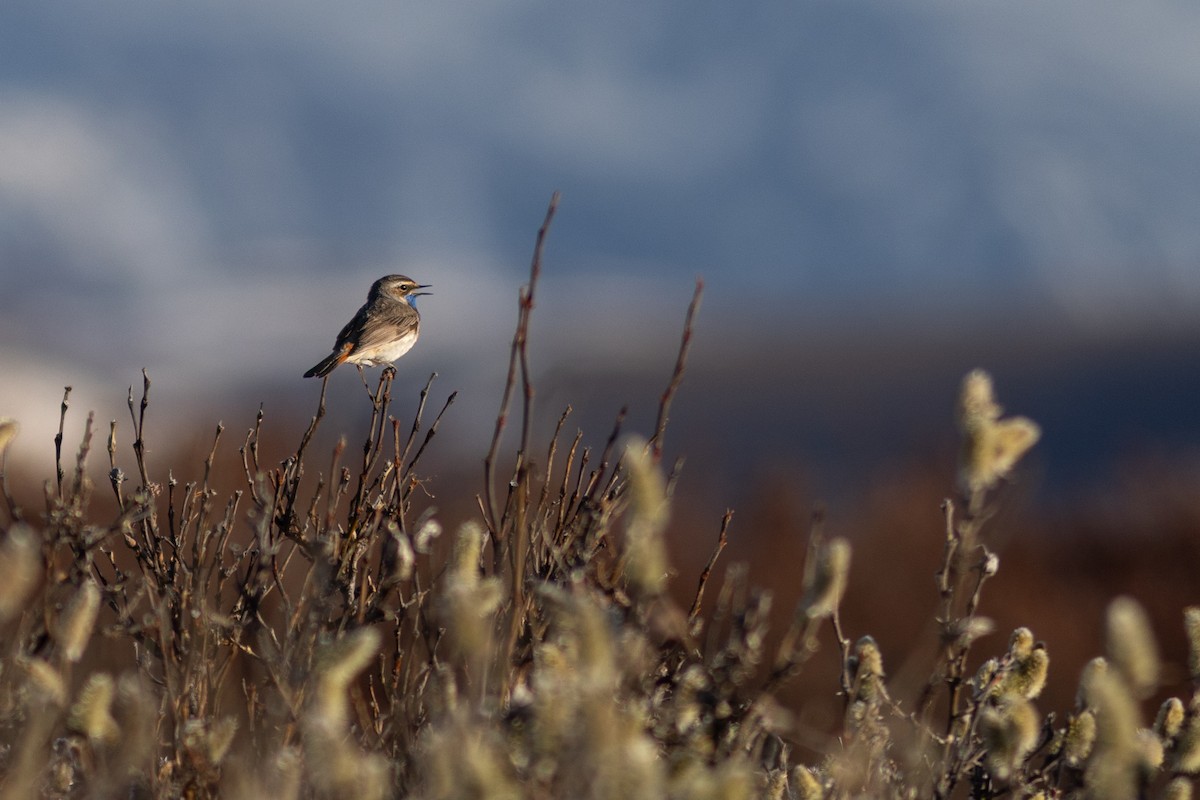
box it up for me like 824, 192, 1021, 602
25, 658, 67, 706
68, 672, 119, 745
1062, 710, 1097, 767
791, 766, 826, 800
311, 627, 380, 732
979, 695, 1040, 781
1084, 669, 1142, 799
1161, 777, 1194, 800
1184, 607, 1200, 683
622, 436, 670, 597
957, 369, 1040, 495
54, 579, 100, 663
1107, 596, 1160, 699
801, 537, 851, 619
848, 636, 885, 705
998, 628, 1049, 701
1171, 698, 1200, 774
304, 627, 389, 800
0, 523, 41, 623
441, 522, 502, 659
1156, 697, 1186, 743
1076, 657, 1109, 711
0, 417, 18, 458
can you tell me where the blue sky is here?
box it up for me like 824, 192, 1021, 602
4, 0, 1200, 477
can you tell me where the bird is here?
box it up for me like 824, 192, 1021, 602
303, 275, 431, 379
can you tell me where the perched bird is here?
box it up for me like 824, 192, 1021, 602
304, 275, 431, 379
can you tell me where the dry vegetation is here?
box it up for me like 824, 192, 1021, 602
1, 199, 1199, 799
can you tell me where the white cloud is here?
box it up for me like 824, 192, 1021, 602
0, 92, 209, 284
0, 349, 135, 481
500, 57, 762, 181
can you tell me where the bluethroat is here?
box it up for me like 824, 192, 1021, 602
304, 275, 431, 378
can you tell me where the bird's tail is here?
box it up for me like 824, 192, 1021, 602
303, 351, 347, 378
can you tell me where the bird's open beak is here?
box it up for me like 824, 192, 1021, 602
413, 284, 432, 296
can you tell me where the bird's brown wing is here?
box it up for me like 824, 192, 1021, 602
332, 302, 373, 350
349, 302, 421, 353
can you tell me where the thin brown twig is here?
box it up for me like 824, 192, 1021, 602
482, 192, 560, 545
689, 509, 733, 621
71, 411, 95, 500
349, 369, 395, 527
130, 370, 152, 491
649, 279, 703, 463
533, 405, 572, 530
55, 385, 72, 497
281, 375, 328, 538
399, 373, 438, 470
403, 390, 457, 480
107, 420, 124, 512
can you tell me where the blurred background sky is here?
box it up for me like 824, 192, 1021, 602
4, 0, 1200, 512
